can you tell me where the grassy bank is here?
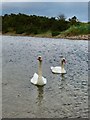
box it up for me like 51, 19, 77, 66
3, 23, 89, 40
56, 23, 89, 40
2, 31, 89, 40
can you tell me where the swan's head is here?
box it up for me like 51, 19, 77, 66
61, 58, 66, 64
37, 56, 42, 62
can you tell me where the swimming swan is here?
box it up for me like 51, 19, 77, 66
31, 56, 47, 86
51, 58, 66, 74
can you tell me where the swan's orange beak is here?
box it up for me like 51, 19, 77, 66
64, 60, 66, 64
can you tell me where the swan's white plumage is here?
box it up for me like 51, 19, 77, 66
31, 56, 47, 86
51, 57, 66, 74
31, 73, 47, 86
51, 66, 66, 74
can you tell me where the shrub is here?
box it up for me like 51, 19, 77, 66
52, 31, 60, 36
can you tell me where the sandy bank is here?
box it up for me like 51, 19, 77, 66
65, 34, 89, 40
2, 32, 89, 40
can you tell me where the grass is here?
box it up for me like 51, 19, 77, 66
60, 23, 90, 36
36, 23, 90, 38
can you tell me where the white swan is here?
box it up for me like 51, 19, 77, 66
51, 58, 66, 74
31, 56, 47, 86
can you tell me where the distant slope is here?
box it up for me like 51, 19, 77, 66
2, 13, 90, 39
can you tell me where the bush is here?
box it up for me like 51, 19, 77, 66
16, 29, 24, 34
52, 31, 60, 36
62, 24, 90, 36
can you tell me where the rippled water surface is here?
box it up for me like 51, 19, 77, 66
2, 36, 88, 118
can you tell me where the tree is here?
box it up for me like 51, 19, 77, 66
69, 16, 78, 25
57, 14, 66, 21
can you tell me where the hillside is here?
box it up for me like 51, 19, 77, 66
1, 13, 90, 40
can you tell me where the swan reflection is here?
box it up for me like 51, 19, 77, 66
58, 74, 66, 90
36, 86, 44, 106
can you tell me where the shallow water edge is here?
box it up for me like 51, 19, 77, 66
2, 33, 89, 40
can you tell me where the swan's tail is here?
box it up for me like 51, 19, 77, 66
51, 66, 53, 70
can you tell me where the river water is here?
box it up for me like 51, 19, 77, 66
2, 35, 88, 118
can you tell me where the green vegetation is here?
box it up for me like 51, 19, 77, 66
61, 23, 90, 36
1, 13, 90, 37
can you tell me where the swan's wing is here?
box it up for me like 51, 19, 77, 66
31, 73, 47, 85
51, 66, 66, 74
51, 66, 62, 73
31, 73, 38, 84
42, 76, 47, 84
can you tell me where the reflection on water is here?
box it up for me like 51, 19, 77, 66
35, 86, 44, 117
36, 86, 44, 106
58, 74, 66, 90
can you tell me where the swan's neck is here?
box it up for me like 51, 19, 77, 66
38, 61, 42, 80
61, 61, 64, 70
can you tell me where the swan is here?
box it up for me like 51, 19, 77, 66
51, 58, 66, 74
31, 56, 47, 86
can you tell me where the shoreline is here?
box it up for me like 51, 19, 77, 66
1, 32, 89, 40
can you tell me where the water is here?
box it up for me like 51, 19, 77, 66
0, 35, 2, 119
2, 35, 88, 118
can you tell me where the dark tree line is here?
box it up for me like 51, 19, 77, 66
2, 13, 80, 36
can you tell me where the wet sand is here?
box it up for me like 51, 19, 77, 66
2, 35, 88, 118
